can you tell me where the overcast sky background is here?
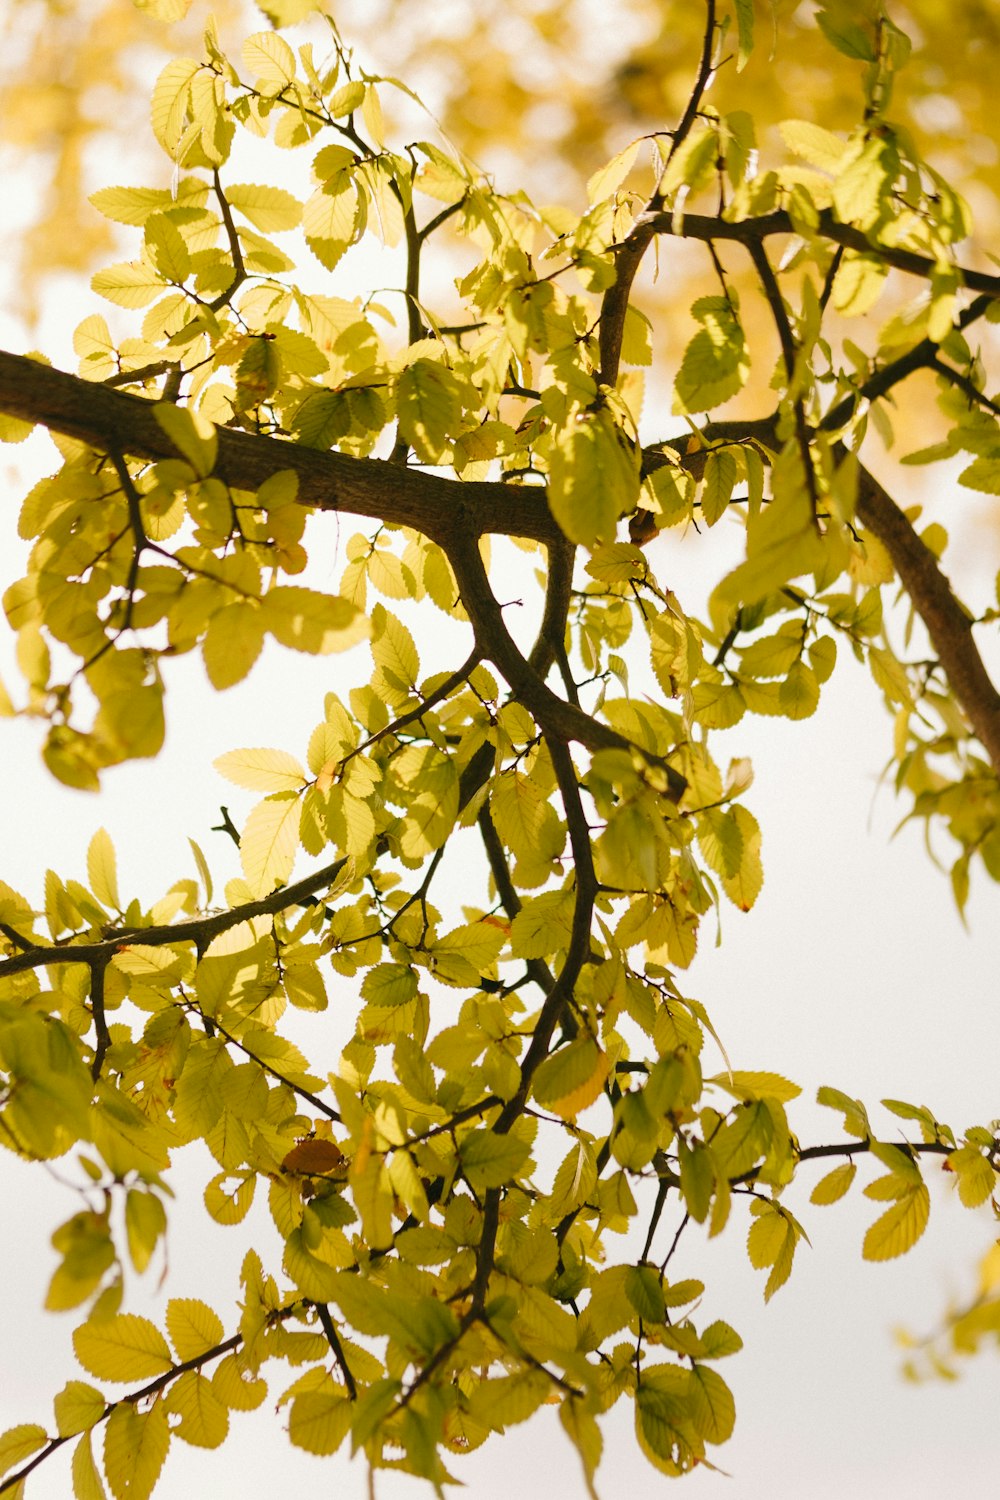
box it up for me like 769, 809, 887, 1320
1, 3, 999, 1496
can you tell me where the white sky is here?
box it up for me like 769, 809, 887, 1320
1, 4, 999, 1497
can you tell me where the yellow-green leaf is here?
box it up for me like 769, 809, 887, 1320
165, 1299, 224, 1363
74, 1315, 173, 1383
862, 1184, 930, 1262
0, 1425, 48, 1480
810, 1161, 857, 1205
87, 828, 120, 912
214, 747, 307, 793
239, 792, 302, 896
102, 1401, 170, 1500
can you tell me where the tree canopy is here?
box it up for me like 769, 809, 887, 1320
1, 1, 1000, 1495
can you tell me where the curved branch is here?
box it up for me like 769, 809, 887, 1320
0, 851, 351, 981
854, 460, 1000, 771
446, 524, 686, 800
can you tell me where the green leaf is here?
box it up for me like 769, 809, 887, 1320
733, 0, 754, 69
396, 360, 464, 463
459, 1129, 531, 1191
547, 410, 641, 548
674, 297, 749, 414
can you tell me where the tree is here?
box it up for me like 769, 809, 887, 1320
1, 0, 999, 1494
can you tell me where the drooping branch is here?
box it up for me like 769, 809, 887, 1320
854, 460, 1000, 770
664, 415, 1000, 778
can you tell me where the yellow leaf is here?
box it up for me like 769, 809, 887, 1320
73, 1315, 173, 1383
810, 1161, 857, 1206
288, 1389, 352, 1456
202, 602, 265, 690
162, 1371, 228, 1449
239, 792, 302, 896
72, 1430, 107, 1500
165, 1299, 224, 1363
862, 1185, 930, 1262
86, 828, 120, 912
102, 1402, 169, 1500
54, 1382, 106, 1438
533, 1037, 609, 1119
214, 747, 307, 793
0, 1425, 48, 1480
263, 587, 369, 654
153, 402, 216, 477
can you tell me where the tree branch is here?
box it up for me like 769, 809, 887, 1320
0, 351, 560, 548
0, 851, 352, 981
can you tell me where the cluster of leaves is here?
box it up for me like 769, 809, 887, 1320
1, 1, 1000, 1495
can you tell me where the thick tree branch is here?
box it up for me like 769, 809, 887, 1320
0, 350, 560, 547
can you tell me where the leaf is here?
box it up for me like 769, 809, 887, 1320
165, 1299, 224, 1362
0, 1425, 47, 1480
202, 603, 265, 690
225, 183, 302, 232
87, 828, 120, 911
241, 32, 297, 90
102, 1402, 170, 1500
746, 1201, 800, 1301
547, 411, 640, 548
810, 1161, 857, 1205
162, 1372, 228, 1449
862, 1183, 930, 1261
263, 587, 369, 654
288, 1390, 352, 1456
72, 1430, 107, 1500
54, 1382, 106, 1438
74, 1315, 173, 1383
91, 262, 166, 309
688, 1365, 735, 1444
214, 747, 307, 793
674, 297, 749, 414
153, 403, 216, 477
239, 793, 301, 896
396, 359, 464, 463
532, 1037, 609, 1119
778, 119, 847, 173
710, 1071, 801, 1104
459, 1129, 531, 1191
144, 214, 190, 283
733, 0, 754, 69
587, 139, 641, 203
